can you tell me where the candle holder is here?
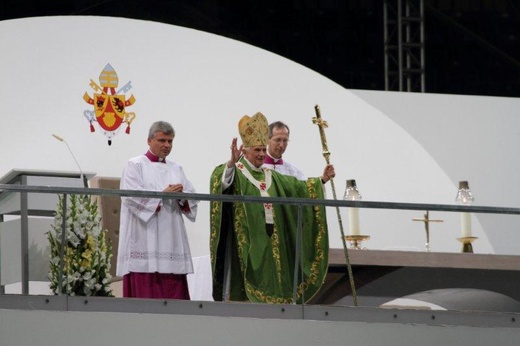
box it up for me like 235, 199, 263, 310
457, 236, 478, 253
345, 235, 370, 249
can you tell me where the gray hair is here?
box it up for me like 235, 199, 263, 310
148, 121, 175, 139
268, 121, 290, 138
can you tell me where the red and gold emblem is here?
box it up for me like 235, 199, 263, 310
83, 64, 136, 145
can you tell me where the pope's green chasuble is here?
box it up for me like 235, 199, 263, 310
210, 157, 329, 304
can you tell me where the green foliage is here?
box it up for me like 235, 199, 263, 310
47, 194, 113, 296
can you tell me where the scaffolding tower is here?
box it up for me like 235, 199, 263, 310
384, 0, 425, 92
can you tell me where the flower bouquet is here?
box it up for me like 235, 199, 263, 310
47, 194, 113, 296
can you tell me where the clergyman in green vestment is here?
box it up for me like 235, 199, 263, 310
209, 112, 335, 304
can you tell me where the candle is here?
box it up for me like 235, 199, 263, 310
344, 179, 362, 236
348, 207, 360, 235
460, 212, 472, 237
456, 181, 474, 238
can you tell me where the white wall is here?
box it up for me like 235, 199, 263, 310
2, 308, 519, 346
1, 16, 519, 257
351, 90, 520, 254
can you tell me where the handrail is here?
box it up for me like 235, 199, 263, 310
1, 183, 520, 215
2, 182, 520, 303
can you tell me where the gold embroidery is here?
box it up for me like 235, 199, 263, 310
211, 165, 327, 304
234, 206, 248, 273
209, 172, 222, 265
271, 221, 282, 286
245, 281, 293, 304
292, 178, 328, 300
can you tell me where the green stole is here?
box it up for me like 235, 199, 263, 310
210, 157, 329, 304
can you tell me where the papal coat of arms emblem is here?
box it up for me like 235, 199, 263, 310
83, 64, 136, 145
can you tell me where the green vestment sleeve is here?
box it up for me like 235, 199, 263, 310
210, 159, 329, 304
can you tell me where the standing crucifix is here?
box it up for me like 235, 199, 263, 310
412, 211, 444, 252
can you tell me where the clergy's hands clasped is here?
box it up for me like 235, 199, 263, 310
227, 137, 244, 168
321, 164, 336, 183
164, 184, 184, 193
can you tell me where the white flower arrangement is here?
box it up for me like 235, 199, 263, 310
47, 194, 113, 296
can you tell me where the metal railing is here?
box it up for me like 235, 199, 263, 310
3, 183, 520, 213
1, 183, 520, 301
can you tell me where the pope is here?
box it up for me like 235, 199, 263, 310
209, 112, 335, 304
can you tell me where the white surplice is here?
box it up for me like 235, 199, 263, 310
263, 158, 306, 180
116, 155, 198, 277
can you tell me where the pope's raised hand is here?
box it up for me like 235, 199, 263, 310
227, 137, 243, 168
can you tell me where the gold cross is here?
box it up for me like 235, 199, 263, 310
312, 116, 328, 129
312, 105, 331, 162
412, 211, 444, 251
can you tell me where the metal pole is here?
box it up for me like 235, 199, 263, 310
420, 0, 425, 92
384, 0, 389, 90
20, 176, 29, 295
58, 194, 67, 295
292, 205, 303, 304
405, 0, 411, 91
398, 0, 403, 91
0, 213, 3, 295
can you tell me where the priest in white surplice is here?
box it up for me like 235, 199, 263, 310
263, 121, 306, 180
117, 121, 198, 299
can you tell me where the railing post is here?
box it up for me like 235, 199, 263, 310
58, 194, 67, 295
20, 177, 29, 295
292, 205, 303, 304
